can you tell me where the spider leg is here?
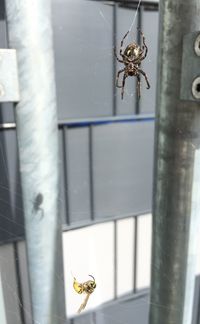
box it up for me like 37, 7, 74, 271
132, 57, 141, 65
119, 30, 130, 56
121, 73, 128, 100
121, 30, 130, 47
137, 28, 148, 60
77, 293, 90, 314
116, 69, 125, 88
38, 207, 44, 220
122, 54, 133, 63
137, 74, 141, 98
138, 68, 150, 89
114, 47, 123, 63
31, 205, 44, 220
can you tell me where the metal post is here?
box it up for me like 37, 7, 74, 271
150, 1, 200, 324
5, 1, 65, 324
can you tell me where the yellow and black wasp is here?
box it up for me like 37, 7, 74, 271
73, 275, 96, 313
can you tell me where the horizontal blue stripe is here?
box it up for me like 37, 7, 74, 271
59, 115, 155, 128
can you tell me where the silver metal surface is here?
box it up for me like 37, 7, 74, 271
180, 31, 200, 101
5, 1, 65, 323
0, 49, 19, 102
150, 1, 200, 324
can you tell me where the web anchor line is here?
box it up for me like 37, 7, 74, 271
128, 0, 143, 34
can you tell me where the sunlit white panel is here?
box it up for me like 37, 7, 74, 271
117, 218, 134, 296
196, 254, 200, 275
136, 214, 152, 290
63, 222, 114, 317
0, 271, 7, 324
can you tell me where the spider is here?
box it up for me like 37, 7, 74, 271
32, 193, 44, 220
114, 29, 150, 99
73, 275, 96, 313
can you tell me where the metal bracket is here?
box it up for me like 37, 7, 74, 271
180, 31, 200, 102
0, 49, 20, 102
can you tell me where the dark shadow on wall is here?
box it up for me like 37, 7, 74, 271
14, 129, 25, 238
0, 0, 5, 20
0, 127, 16, 243
0, 113, 24, 243
192, 275, 200, 324
0, 2, 24, 242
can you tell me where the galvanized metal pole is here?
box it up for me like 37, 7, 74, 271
5, 1, 65, 324
150, 1, 200, 324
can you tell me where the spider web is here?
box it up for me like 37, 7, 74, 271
0, 1, 194, 324
0, 4, 151, 324
97, 0, 155, 107
0, 128, 199, 321
128, 0, 142, 33
0, 138, 179, 324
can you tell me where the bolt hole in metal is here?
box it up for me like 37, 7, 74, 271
192, 77, 200, 99
196, 83, 200, 92
194, 34, 200, 56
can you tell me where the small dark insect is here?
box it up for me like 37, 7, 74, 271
32, 193, 44, 219
114, 29, 150, 99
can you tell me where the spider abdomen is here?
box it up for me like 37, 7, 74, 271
128, 70, 137, 76
126, 62, 138, 76
124, 43, 141, 59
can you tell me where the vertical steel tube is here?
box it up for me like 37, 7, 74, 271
150, 1, 200, 324
5, 1, 65, 323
